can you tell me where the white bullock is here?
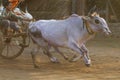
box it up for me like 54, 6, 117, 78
14, 7, 33, 20
29, 12, 111, 68
0, 2, 33, 20
0, 3, 34, 33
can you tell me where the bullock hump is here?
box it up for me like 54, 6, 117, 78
71, 14, 79, 17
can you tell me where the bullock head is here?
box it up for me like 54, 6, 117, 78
84, 6, 111, 35
14, 7, 34, 21
16, 7, 35, 29
24, 6, 33, 20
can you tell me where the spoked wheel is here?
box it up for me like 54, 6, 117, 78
0, 31, 26, 59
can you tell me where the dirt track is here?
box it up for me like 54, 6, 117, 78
0, 36, 120, 80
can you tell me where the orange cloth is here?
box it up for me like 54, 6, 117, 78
8, 0, 19, 10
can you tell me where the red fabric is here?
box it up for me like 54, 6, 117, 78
8, 0, 19, 10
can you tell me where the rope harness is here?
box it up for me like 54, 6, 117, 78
82, 18, 95, 35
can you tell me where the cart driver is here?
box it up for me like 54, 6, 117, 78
1, 0, 30, 33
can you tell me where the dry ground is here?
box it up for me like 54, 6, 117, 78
0, 36, 120, 80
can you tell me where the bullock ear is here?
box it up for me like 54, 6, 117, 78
91, 12, 100, 17
88, 5, 100, 17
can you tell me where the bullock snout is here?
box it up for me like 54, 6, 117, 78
103, 28, 112, 36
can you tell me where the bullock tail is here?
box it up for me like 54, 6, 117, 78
28, 29, 38, 44
28, 28, 47, 45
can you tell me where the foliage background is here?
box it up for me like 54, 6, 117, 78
0, 0, 120, 21
87, 0, 120, 22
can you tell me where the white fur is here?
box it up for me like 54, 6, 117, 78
29, 14, 111, 66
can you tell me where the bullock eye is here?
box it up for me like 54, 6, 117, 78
95, 19, 100, 24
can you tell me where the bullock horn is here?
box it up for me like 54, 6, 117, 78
25, 5, 28, 13
88, 5, 97, 16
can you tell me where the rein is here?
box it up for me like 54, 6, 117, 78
82, 18, 95, 35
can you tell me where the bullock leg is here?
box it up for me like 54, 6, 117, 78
81, 45, 91, 67
53, 47, 69, 60
68, 42, 91, 66
42, 46, 59, 63
68, 42, 83, 62
31, 45, 40, 68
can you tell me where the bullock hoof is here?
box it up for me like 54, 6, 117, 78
69, 59, 77, 62
85, 60, 91, 67
64, 56, 69, 60
50, 57, 60, 63
69, 56, 77, 62
69, 55, 80, 62
51, 60, 60, 63
85, 64, 91, 67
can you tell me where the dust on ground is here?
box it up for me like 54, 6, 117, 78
0, 36, 120, 80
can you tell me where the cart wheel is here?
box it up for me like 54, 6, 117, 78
0, 32, 25, 59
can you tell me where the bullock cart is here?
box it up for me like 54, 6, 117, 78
0, 21, 30, 59
0, 7, 33, 59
